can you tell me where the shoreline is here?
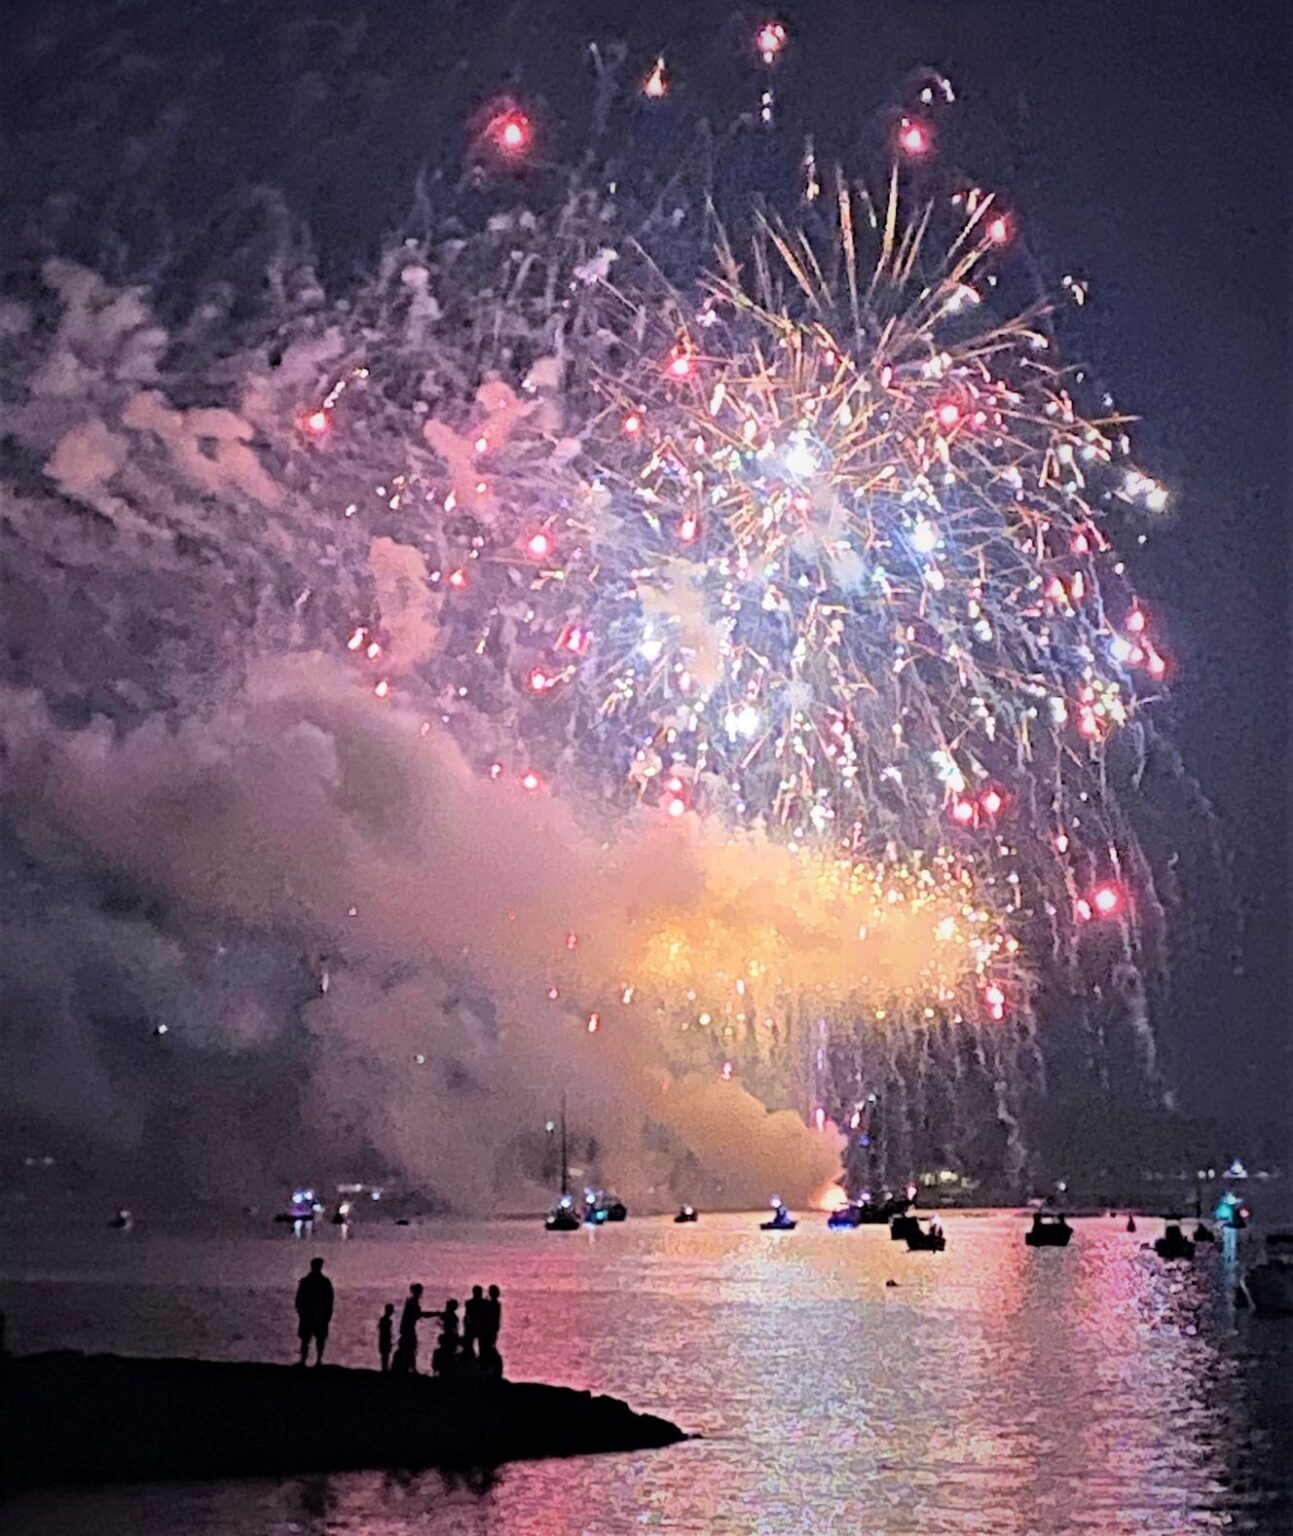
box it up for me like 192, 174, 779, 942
1, 1352, 690, 1488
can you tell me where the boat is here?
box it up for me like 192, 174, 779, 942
673, 1205, 698, 1224
583, 1196, 608, 1226
831, 1194, 911, 1229
1025, 1212, 1073, 1247
108, 1209, 133, 1232
546, 1198, 581, 1232
1125, 1214, 1137, 1233
1215, 1191, 1250, 1230
275, 1187, 323, 1236
760, 1198, 797, 1231
545, 1097, 583, 1231
583, 1194, 627, 1224
1154, 1221, 1195, 1261
889, 1213, 921, 1242
1239, 1234, 1293, 1315
905, 1218, 946, 1253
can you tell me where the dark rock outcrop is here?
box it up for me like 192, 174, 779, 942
1, 1353, 688, 1487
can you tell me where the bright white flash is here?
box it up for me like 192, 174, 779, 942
725, 703, 761, 739
910, 518, 940, 554
783, 436, 817, 478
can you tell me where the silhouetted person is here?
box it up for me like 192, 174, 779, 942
393, 1283, 430, 1374
431, 1328, 455, 1376
439, 1298, 462, 1346
294, 1257, 334, 1367
481, 1285, 503, 1377
463, 1286, 486, 1358
430, 1298, 462, 1374
377, 1303, 394, 1372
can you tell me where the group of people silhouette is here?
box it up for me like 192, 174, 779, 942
382, 1282, 503, 1377
294, 1259, 502, 1377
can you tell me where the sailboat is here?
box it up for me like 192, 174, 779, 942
544, 1097, 581, 1231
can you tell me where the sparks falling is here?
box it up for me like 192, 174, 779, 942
276, 69, 1182, 1180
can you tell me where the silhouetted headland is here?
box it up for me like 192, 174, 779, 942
1, 1352, 689, 1487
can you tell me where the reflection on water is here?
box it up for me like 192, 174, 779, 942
2, 1213, 1290, 1534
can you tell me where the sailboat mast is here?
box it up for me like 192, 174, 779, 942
560, 1093, 569, 1199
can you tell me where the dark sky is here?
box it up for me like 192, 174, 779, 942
4, 0, 1290, 1123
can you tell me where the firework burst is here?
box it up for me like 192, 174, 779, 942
287, 96, 1182, 1182
565, 176, 1168, 847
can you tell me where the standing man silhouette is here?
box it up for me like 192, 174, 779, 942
377, 1302, 395, 1372
393, 1283, 431, 1374
480, 1284, 503, 1376
463, 1285, 486, 1360
294, 1257, 334, 1367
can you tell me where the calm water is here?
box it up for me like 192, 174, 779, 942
2, 1213, 1291, 1534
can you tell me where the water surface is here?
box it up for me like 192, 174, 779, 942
2, 1212, 1289, 1534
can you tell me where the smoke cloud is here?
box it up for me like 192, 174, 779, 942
1, 657, 846, 1211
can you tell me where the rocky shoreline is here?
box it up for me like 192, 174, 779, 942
1, 1352, 690, 1487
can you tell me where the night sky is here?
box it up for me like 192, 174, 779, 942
3, 1, 1288, 1146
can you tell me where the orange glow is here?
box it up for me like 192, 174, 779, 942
813, 1179, 850, 1213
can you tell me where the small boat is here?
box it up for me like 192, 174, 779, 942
580, 1185, 626, 1224
761, 1198, 797, 1231
1154, 1221, 1196, 1261
109, 1209, 134, 1232
1215, 1192, 1250, 1230
831, 1194, 910, 1229
889, 1213, 921, 1242
1239, 1235, 1293, 1315
905, 1218, 946, 1253
278, 1187, 323, 1236
545, 1097, 582, 1232
546, 1197, 582, 1232
674, 1204, 698, 1224
583, 1198, 608, 1226
1025, 1213, 1073, 1247
1125, 1215, 1137, 1233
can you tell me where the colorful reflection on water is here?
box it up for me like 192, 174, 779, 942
2, 1212, 1289, 1534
